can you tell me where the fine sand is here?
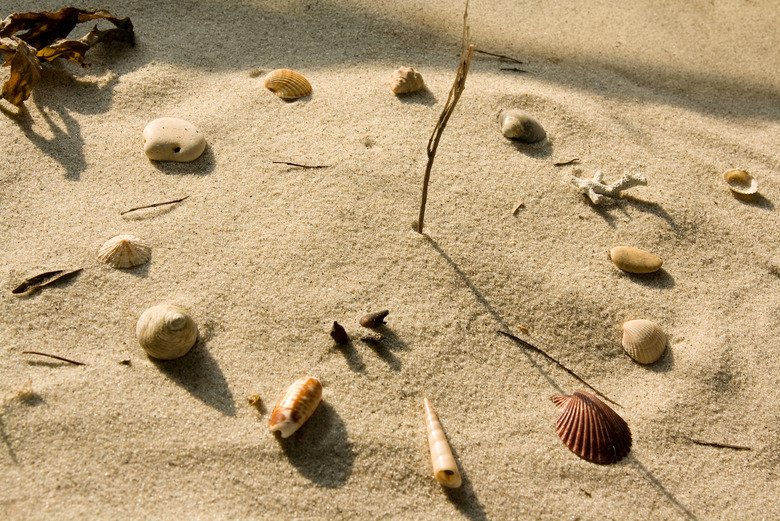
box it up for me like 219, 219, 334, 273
1, 1, 778, 519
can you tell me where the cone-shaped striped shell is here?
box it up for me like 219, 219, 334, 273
269, 377, 322, 438
97, 234, 151, 268
263, 69, 312, 100
621, 319, 666, 364
551, 391, 631, 464
423, 398, 462, 488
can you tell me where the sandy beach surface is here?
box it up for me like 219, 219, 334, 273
1, 1, 778, 519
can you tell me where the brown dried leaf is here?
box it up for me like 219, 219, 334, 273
12, 268, 82, 294
0, 8, 134, 105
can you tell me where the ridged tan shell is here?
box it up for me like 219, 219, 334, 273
498, 109, 546, 143
723, 169, 758, 195
551, 391, 632, 464
97, 234, 151, 268
424, 398, 462, 488
389, 67, 425, 94
136, 304, 198, 360
269, 377, 322, 438
263, 69, 312, 100
621, 319, 666, 364
609, 246, 663, 274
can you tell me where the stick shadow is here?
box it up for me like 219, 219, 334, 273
275, 401, 353, 488
628, 455, 699, 520
151, 339, 236, 416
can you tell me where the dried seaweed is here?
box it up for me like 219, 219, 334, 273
11, 268, 82, 294
0, 8, 134, 106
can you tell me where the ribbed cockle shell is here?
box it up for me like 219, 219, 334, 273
498, 109, 546, 143
621, 319, 666, 364
424, 398, 462, 488
723, 169, 758, 195
551, 391, 631, 464
389, 67, 425, 94
136, 304, 198, 360
263, 69, 312, 100
269, 377, 322, 438
97, 234, 151, 268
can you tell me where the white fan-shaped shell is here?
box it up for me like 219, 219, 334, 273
136, 304, 198, 360
621, 319, 666, 364
97, 235, 151, 268
498, 109, 546, 143
423, 398, 462, 488
723, 169, 758, 195
263, 69, 312, 100
389, 67, 425, 94
269, 377, 322, 438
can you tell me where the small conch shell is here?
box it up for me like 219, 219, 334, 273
269, 377, 322, 438
723, 169, 758, 195
551, 391, 632, 464
136, 304, 198, 360
498, 109, 546, 143
359, 310, 389, 328
389, 67, 425, 94
621, 319, 666, 364
263, 69, 312, 100
423, 398, 462, 488
97, 234, 151, 268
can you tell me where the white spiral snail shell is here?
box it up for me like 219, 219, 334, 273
136, 304, 198, 360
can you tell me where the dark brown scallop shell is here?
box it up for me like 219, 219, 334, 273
551, 391, 632, 464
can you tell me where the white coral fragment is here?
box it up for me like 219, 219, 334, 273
570, 171, 647, 204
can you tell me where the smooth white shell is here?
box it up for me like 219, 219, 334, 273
723, 169, 758, 195
97, 234, 151, 268
498, 109, 546, 143
143, 117, 206, 162
621, 319, 666, 364
269, 377, 322, 438
424, 398, 462, 488
389, 67, 425, 94
136, 304, 198, 360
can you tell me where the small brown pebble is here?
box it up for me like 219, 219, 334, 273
360, 310, 389, 328
330, 321, 350, 344
609, 246, 663, 274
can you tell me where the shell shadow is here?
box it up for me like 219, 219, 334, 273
507, 138, 553, 159
151, 339, 236, 416
622, 268, 675, 289
360, 336, 401, 371
443, 450, 488, 521
730, 191, 774, 210
395, 87, 437, 106
642, 341, 674, 373
333, 341, 367, 374
149, 145, 216, 176
275, 401, 353, 488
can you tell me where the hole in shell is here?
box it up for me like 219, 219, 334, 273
173, 147, 181, 153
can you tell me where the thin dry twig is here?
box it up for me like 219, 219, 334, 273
497, 330, 621, 407
120, 196, 189, 216
22, 351, 85, 366
688, 438, 751, 451
474, 49, 524, 65
416, 1, 474, 234
554, 158, 580, 166
512, 202, 525, 215
272, 161, 329, 169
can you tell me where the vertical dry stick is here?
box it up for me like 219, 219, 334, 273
416, 1, 474, 234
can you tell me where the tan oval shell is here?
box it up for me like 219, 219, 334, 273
609, 246, 663, 274
97, 234, 151, 268
498, 109, 546, 143
723, 169, 758, 195
551, 391, 632, 464
136, 304, 198, 360
263, 69, 312, 100
424, 398, 462, 488
621, 319, 666, 364
269, 377, 322, 438
389, 67, 425, 94
143, 117, 206, 162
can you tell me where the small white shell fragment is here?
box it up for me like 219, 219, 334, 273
97, 234, 151, 268
621, 319, 667, 364
143, 117, 206, 162
424, 398, 462, 488
723, 169, 758, 195
269, 377, 322, 438
498, 109, 546, 143
136, 304, 198, 360
389, 67, 425, 94
609, 246, 663, 274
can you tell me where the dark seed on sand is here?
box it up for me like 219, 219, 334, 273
360, 310, 389, 328
330, 321, 350, 344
